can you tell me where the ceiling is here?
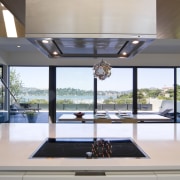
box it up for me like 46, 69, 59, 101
0, 0, 180, 65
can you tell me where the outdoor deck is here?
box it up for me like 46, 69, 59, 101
8, 111, 180, 123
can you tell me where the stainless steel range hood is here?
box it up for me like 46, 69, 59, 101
25, 0, 156, 58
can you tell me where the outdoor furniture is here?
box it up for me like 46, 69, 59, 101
121, 118, 138, 123
10, 103, 41, 115
58, 113, 172, 123
94, 119, 112, 123
158, 109, 172, 117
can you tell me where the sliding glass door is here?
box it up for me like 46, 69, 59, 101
177, 68, 180, 123
9, 67, 49, 123
5, 66, 180, 123
97, 68, 133, 112
56, 67, 94, 119
137, 68, 174, 118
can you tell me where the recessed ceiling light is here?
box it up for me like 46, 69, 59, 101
132, 40, 139, 44
42, 40, 49, 44
17, 45, 21, 48
122, 52, 127, 56
53, 51, 58, 55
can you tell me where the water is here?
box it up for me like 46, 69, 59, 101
20, 94, 118, 103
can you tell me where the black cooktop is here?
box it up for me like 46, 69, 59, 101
31, 138, 148, 158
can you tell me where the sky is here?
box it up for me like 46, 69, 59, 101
11, 67, 49, 89
11, 67, 176, 91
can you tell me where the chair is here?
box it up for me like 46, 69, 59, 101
94, 119, 112, 123
158, 109, 172, 117
121, 118, 138, 123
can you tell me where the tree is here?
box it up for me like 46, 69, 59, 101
9, 68, 23, 102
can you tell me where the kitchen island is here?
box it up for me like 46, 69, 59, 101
0, 123, 180, 179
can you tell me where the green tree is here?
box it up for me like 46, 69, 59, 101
56, 99, 74, 104
10, 68, 23, 102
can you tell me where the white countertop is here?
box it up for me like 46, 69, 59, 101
0, 123, 180, 171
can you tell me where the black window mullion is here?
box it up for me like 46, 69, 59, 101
133, 67, 137, 114
94, 77, 97, 114
174, 67, 177, 123
49, 66, 56, 123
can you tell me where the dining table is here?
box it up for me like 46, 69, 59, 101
58, 112, 172, 123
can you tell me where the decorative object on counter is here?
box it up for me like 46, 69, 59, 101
86, 152, 93, 159
25, 110, 38, 123
92, 139, 112, 157
74, 112, 85, 118
93, 59, 111, 80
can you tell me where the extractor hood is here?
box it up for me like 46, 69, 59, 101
25, 0, 156, 58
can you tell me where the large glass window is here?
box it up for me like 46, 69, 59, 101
5, 66, 179, 123
137, 68, 174, 118
56, 68, 94, 120
0, 66, 3, 111
9, 67, 49, 123
177, 68, 180, 123
0, 66, 8, 123
97, 68, 133, 112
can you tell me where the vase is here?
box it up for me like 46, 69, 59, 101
27, 114, 38, 123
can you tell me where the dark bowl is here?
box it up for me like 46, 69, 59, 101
74, 112, 85, 118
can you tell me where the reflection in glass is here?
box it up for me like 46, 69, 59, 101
55, 124, 94, 138
176, 124, 180, 140
96, 124, 133, 138
137, 124, 174, 141
9, 124, 49, 141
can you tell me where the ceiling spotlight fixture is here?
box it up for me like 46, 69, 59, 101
93, 59, 111, 80
52, 51, 58, 55
132, 40, 139, 44
17, 45, 21, 48
122, 52, 127, 56
42, 40, 49, 44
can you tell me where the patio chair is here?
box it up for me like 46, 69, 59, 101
10, 103, 25, 114
158, 109, 172, 117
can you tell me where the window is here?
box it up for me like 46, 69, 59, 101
0, 66, 7, 123
9, 67, 49, 123
177, 68, 180, 123
56, 67, 94, 120
137, 68, 174, 116
0, 66, 3, 111
97, 68, 132, 112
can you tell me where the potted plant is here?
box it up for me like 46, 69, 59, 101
25, 110, 38, 123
